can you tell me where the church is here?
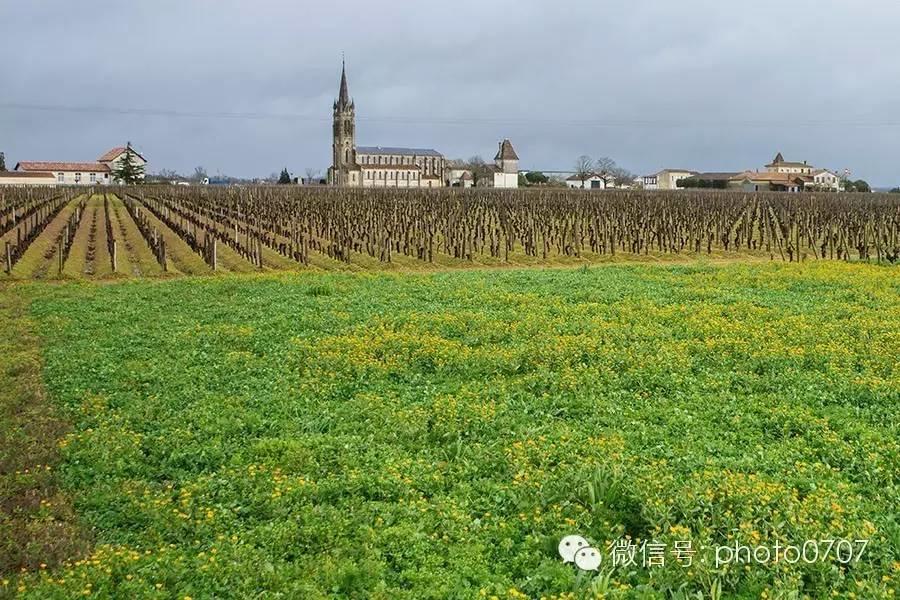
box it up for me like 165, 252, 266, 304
327, 61, 446, 188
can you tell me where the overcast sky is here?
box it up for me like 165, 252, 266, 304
2, 1, 899, 184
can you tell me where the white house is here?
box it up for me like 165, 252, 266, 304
766, 152, 813, 175
566, 174, 610, 189
0, 171, 58, 187
445, 140, 520, 189
809, 169, 841, 191
656, 169, 697, 190
15, 161, 112, 185
97, 146, 148, 181
492, 139, 519, 189
13, 146, 147, 186
446, 168, 474, 188
642, 174, 659, 190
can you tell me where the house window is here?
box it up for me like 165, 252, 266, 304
57, 173, 65, 183
75, 173, 81, 183
90, 172, 97, 183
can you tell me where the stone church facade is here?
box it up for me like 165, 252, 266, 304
327, 62, 446, 188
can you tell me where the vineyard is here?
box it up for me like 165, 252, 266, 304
2, 187, 899, 279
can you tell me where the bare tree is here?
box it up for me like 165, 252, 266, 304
574, 155, 594, 188
304, 168, 321, 184
193, 166, 208, 182
467, 155, 492, 187
594, 157, 617, 189
610, 166, 635, 189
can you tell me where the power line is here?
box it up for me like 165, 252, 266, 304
2, 102, 900, 129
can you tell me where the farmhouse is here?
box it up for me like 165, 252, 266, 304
442, 140, 521, 189
765, 152, 813, 175
0, 171, 58, 186
676, 153, 842, 192
490, 139, 520, 189
565, 173, 610, 189
10, 146, 147, 186
808, 169, 841, 191
327, 61, 445, 188
656, 169, 698, 190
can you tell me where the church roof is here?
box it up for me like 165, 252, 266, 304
494, 139, 519, 161
335, 59, 353, 110
357, 146, 443, 157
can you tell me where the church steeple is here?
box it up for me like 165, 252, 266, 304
337, 58, 352, 110
328, 58, 358, 186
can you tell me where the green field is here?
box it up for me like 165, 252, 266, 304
2, 261, 898, 599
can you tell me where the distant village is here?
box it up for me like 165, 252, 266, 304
571, 153, 850, 193
0, 61, 882, 193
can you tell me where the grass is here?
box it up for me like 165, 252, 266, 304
0, 283, 89, 580
4, 261, 900, 598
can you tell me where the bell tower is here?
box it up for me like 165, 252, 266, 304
328, 59, 357, 185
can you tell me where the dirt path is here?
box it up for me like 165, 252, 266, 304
10, 196, 84, 280
106, 195, 164, 277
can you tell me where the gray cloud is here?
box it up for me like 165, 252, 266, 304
2, 0, 899, 184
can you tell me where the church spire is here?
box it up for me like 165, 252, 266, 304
337, 57, 351, 110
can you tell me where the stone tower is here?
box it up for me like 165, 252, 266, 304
328, 60, 360, 186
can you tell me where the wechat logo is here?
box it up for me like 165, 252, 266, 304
559, 535, 601, 571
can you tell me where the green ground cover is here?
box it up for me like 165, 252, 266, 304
6, 261, 899, 599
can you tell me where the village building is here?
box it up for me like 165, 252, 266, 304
327, 61, 445, 188
491, 139, 519, 188
656, 169, 698, 190
808, 169, 841, 191
565, 173, 612, 189
444, 140, 521, 189
10, 146, 147, 186
765, 152, 814, 175
0, 171, 58, 186
445, 163, 474, 188
664, 153, 842, 193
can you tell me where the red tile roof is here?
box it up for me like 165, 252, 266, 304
0, 171, 56, 178
16, 161, 110, 172
98, 146, 146, 162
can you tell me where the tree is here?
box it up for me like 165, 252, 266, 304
524, 171, 549, 185
610, 166, 635, 189
305, 168, 321, 184
193, 166, 208, 182
467, 156, 492, 187
111, 142, 145, 185
594, 157, 617, 189
0, 152, 6, 172
573, 155, 594, 188
853, 179, 871, 193
890, 187, 900, 194
278, 168, 292, 184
